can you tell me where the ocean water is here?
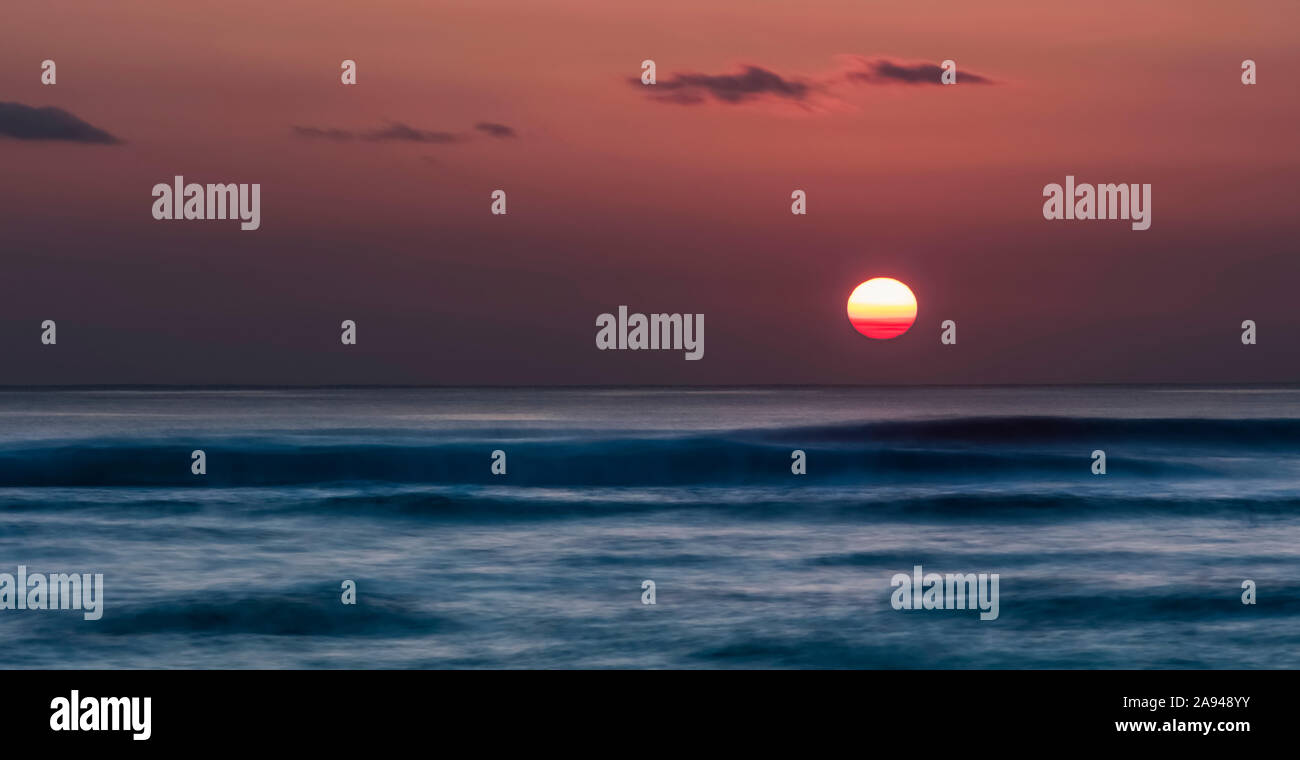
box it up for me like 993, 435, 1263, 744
1, 386, 1298, 669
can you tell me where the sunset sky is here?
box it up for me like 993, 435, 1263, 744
2, 0, 1297, 384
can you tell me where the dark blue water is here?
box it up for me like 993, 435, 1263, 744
1, 387, 1297, 668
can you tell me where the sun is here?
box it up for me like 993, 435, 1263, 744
846, 277, 917, 339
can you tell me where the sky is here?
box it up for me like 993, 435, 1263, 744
1, 0, 1297, 385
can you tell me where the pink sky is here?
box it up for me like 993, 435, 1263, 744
1, 1, 1297, 384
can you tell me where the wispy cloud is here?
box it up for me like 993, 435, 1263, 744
841, 57, 994, 85
292, 122, 463, 144
474, 122, 517, 138
631, 57, 998, 108
293, 120, 520, 144
632, 66, 812, 105
362, 122, 462, 143
0, 102, 121, 144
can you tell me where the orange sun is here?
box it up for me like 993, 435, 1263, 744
847, 277, 917, 339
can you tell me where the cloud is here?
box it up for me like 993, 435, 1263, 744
634, 65, 813, 105
293, 121, 520, 144
631, 57, 997, 108
0, 102, 121, 144
361, 122, 462, 143
842, 57, 995, 85
292, 122, 463, 143
474, 122, 516, 138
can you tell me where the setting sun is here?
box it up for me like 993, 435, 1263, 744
847, 277, 917, 339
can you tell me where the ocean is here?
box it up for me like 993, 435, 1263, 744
1, 386, 1297, 668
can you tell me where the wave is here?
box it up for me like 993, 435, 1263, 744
2, 416, 1291, 488
92, 591, 452, 637
4, 484, 1299, 522
758, 416, 1300, 448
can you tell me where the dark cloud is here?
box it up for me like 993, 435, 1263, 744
631, 59, 995, 107
474, 122, 516, 138
292, 123, 462, 143
0, 102, 121, 144
361, 122, 462, 143
634, 66, 813, 105
845, 58, 994, 85
293, 121, 520, 144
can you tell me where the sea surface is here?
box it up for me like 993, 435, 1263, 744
1, 386, 1298, 668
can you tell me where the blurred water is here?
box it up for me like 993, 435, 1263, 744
0, 386, 1297, 668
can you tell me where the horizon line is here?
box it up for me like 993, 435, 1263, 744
1, 382, 1299, 391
